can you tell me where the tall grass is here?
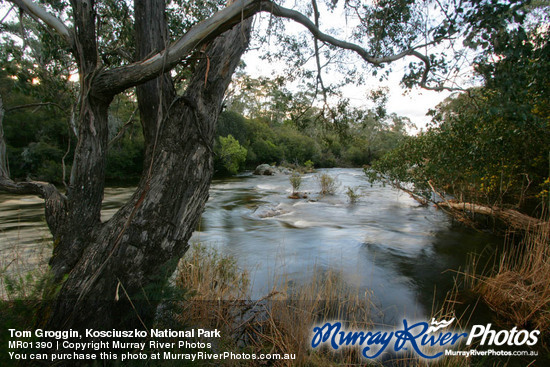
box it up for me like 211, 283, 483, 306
345, 186, 361, 203
289, 172, 302, 195
473, 223, 550, 331
176, 244, 376, 366
0, 236, 51, 301
174, 244, 497, 366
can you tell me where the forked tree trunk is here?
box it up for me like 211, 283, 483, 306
39, 2, 252, 331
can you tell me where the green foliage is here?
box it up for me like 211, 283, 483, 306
370, 19, 550, 213
216, 134, 247, 175
304, 160, 315, 171
1, 70, 74, 183
106, 134, 144, 183
274, 124, 320, 165
345, 187, 361, 204
215, 74, 410, 174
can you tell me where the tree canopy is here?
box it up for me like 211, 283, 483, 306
369, 5, 549, 217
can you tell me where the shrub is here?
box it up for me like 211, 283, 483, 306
217, 134, 247, 175
316, 173, 339, 195
289, 172, 302, 194
345, 186, 361, 203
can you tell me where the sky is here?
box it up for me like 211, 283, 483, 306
241, 1, 476, 133
242, 49, 454, 132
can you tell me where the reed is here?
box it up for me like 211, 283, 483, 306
316, 173, 339, 196
474, 223, 550, 331
175, 244, 376, 366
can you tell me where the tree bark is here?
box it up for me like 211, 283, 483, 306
42, 1, 253, 331
0, 95, 7, 178
437, 201, 549, 232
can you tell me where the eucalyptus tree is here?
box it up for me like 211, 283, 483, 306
368, 2, 549, 226
0, 0, 532, 331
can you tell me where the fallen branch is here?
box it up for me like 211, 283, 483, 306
437, 201, 548, 232
394, 182, 429, 206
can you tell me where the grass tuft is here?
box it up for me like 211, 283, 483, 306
475, 223, 550, 331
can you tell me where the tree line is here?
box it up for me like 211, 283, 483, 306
1, 70, 409, 181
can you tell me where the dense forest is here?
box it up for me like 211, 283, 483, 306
1, 70, 409, 182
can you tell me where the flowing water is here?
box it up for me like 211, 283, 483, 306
0, 168, 502, 324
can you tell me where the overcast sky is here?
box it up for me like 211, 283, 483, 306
242, 4, 473, 133
242, 46, 456, 134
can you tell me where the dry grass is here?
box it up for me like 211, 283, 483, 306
0, 235, 51, 300
175, 244, 376, 366
253, 270, 375, 366
474, 223, 550, 330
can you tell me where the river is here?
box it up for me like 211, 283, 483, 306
0, 168, 501, 323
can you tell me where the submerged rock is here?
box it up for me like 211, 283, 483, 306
253, 164, 293, 176
254, 164, 277, 175
254, 204, 288, 218
288, 192, 308, 199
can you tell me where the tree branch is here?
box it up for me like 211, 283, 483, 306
92, 0, 263, 96
0, 94, 67, 236
264, 1, 462, 91
94, 0, 458, 95
5, 101, 64, 112
311, 0, 328, 109
9, 0, 74, 47
15, 0, 461, 99
264, 1, 413, 66
0, 95, 7, 179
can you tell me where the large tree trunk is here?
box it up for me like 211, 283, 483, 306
41, 2, 252, 331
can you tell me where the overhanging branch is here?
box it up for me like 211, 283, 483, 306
264, 2, 462, 92
0, 175, 68, 237
94, 0, 461, 96
93, 0, 263, 96
5, 101, 64, 112
9, 0, 74, 47
0, 95, 67, 235
14, 0, 461, 100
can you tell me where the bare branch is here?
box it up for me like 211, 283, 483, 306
0, 95, 7, 178
409, 50, 464, 92
0, 4, 16, 25
264, 2, 463, 92
264, 1, 410, 65
108, 107, 138, 147
0, 94, 67, 235
311, 0, 328, 109
5, 101, 64, 112
9, 0, 74, 47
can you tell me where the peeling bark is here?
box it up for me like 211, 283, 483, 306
43, 4, 253, 330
